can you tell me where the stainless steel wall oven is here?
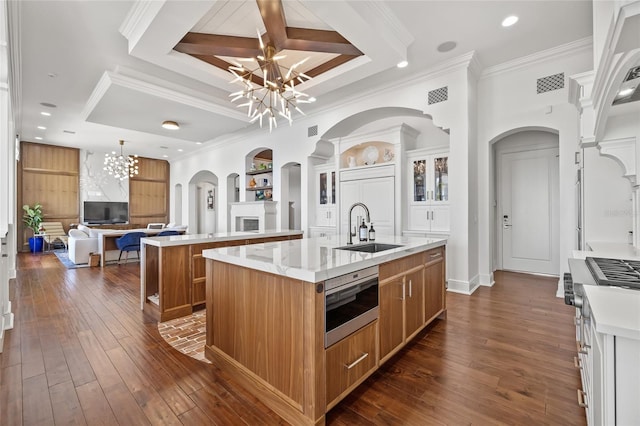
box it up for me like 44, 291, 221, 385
324, 266, 379, 348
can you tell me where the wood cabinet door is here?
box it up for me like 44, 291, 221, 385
425, 248, 445, 322
379, 278, 404, 360
404, 268, 424, 339
326, 321, 377, 408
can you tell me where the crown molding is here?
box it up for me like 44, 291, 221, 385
365, 1, 414, 51
480, 37, 593, 79
82, 69, 247, 122
118, 0, 164, 52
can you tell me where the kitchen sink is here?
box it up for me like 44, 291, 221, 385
335, 243, 403, 253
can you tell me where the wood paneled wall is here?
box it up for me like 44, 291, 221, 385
18, 142, 80, 250
17, 144, 171, 251
129, 157, 170, 226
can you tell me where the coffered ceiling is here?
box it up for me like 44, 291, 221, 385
14, 0, 595, 160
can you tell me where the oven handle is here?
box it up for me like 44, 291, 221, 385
326, 276, 378, 296
345, 352, 369, 369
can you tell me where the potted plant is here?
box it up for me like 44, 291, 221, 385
22, 203, 44, 253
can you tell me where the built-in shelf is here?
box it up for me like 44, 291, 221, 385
246, 185, 273, 191
246, 169, 273, 176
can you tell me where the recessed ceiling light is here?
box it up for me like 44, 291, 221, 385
162, 120, 180, 130
397, 60, 409, 69
37, 126, 46, 130
177, 148, 183, 152
162, 154, 169, 158
618, 86, 636, 97
40, 111, 51, 116
502, 15, 519, 27
34, 137, 43, 140
437, 41, 457, 53
308, 97, 317, 103
195, 142, 203, 145
40, 102, 57, 108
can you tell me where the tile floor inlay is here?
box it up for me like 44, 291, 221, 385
157, 310, 211, 363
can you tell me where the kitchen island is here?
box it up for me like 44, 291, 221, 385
203, 235, 447, 425
140, 230, 302, 322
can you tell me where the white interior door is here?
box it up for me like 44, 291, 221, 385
500, 148, 559, 275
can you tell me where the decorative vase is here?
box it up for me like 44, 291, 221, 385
28, 236, 43, 253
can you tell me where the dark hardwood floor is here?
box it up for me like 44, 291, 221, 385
1, 252, 586, 425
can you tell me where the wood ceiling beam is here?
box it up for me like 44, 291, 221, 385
192, 54, 264, 87
256, 0, 288, 50
283, 28, 362, 56
305, 55, 359, 78
175, 32, 262, 58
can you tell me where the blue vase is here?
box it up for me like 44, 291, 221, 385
29, 236, 44, 253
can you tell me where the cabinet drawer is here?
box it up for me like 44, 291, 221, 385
379, 253, 424, 281
425, 246, 444, 265
326, 320, 378, 408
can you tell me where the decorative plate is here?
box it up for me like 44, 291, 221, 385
363, 146, 379, 165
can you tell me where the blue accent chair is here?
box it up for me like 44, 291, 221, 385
157, 230, 180, 236
115, 231, 146, 264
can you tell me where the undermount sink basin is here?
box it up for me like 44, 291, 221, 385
335, 243, 403, 253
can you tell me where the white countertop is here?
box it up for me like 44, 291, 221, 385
583, 285, 640, 340
572, 241, 640, 260
202, 235, 447, 283
141, 230, 303, 247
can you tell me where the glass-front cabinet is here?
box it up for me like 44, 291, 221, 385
319, 170, 336, 205
412, 156, 448, 203
315, 164, 336, 228
407, 149, 449, 233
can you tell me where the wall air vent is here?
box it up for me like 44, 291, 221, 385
308, 125, 318, 137
428, 86, 448, 105
537, 73, 565, 94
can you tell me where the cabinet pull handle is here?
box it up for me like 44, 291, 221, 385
409, 280, 412, 298
345, 352, 369, 369
576, 389, 588, 408
430, 252, 441, 258
401, 282, 405, 301
574, 357, 582, 369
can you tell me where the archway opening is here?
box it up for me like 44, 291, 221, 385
491, 128, 559, 275
188, 170, 218, 234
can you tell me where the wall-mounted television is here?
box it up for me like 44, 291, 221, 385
83, 201, 129, 224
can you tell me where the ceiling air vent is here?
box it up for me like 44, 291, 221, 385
537, 72, 565, 94
308, 125, 318, 137
428, 86, 448, 105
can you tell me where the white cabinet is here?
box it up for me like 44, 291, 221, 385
314, 164, 336, 228
575, 294, 640, 425
340, 166, 395, 237
406, 149, 449, 233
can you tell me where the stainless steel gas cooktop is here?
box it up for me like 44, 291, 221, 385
586, 257, 640, 290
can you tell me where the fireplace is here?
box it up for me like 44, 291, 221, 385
230, 201, 277, 232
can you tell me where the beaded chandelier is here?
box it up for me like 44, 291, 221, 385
103, 140, 139, 180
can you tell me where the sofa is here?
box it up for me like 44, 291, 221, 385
68, 225, 99, 264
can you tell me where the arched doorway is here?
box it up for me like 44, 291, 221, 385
280, 162, 301, 230
174, 183, 183, 225
492, 128, 559, 275
188, 170, 218, 234
226, 173, 239, 231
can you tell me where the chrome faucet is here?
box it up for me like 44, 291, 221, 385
347, 202, 370, 245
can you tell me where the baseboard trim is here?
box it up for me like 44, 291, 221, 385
479, 273, 495, 287
446, 275, 480, 295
